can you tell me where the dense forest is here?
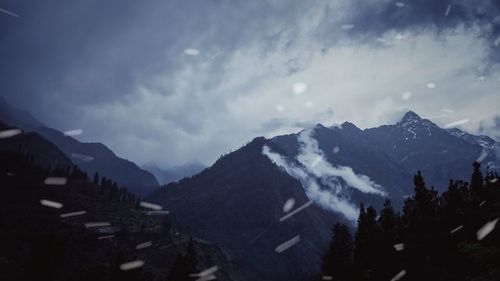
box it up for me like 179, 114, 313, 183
0, 148, 231, 281
318, 162, 500, 281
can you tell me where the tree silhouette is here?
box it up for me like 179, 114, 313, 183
320, 223, 353, 281
93, 172, 99, 185
166, 238, 198, 281
318, 162, 500, 281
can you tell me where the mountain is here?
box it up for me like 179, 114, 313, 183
0, 98, 159, 195
148, 111, 498, 281
447, 127, 500, 168
142, 162, 205, 185
0, 144, 236, 281
364, 111, 490, 190
149, 137, 345, 281
0, 121, 73, 169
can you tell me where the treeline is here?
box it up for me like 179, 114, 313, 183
3, 146, 142, 209
0, 149, 162, 281
318, 162, 500, 281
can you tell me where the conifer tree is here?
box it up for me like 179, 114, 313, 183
353, 204, 378, 281
320, 223, 353, 281
166, 239, 197, 281
93, 172, 99, 185
470, 161, 483, 195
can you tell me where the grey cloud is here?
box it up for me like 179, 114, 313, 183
479, 115, 500, 140
262, 128, 386, 222
316, 0, 500, 61
1, 0, 499, 168
0, 0, 312, 120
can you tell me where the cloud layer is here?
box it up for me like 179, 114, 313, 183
262, 129, 386, 221
1, 0, 499, 167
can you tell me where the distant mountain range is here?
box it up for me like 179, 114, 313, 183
142, 162, 205, 185
0, 98, 159, 195
148, 111, 499, 281
2, 96, 498, 281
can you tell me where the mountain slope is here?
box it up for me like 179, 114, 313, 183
0, 98, 158, 195
271, 123, 412, 204
0, 121, 72, 169
365, 111, 488, 189
0, 147, 236, 281
149, 137, 344, 281
147, 111, 498, 281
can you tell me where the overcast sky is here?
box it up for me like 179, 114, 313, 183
1, 0, 500, 168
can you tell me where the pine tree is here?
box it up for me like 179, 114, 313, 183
320, 223, 353, 281
353, 204, 379, 281
470, 161, 483, 195
166, 254, 194, 281
375, 199, 400, 280
93, 172, 99, 185
166, 239, 197, 281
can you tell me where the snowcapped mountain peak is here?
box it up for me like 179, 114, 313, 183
397, 111, 422, 126
393, 111, 441, 140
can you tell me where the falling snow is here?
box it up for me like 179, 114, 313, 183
60, 210, 87, 218
190, 266, 219, 280
450, 225, 463, 234
120, 260, 144, 271
279, 200, 313, 222
44, 177, 67, 185
477, 218, 498, 240
401, 91, 412, 100
71, 153, 94, 162
136, 241, 153, 249
445, 4, 452, 16
275, 235, 301, 253
159, 238, 190, 250
395, 2, 405, 8
63, 129, 83, 136
292, 82, 307, 95
426, 83, 436, 88
0, 8, 19, 17
40, 199, 63, 209
444, 118, 470, 128
393, 243, 404, 251
140, 201, 163, 210
283, 198, 295, 213
341, 24, 355, 30
84, 222, 111, 228
0, 128, 22, 138
184, 48, 200, 56
146, 210, 170, 215
391, 270, 407, 281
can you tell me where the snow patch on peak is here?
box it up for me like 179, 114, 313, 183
399, 111, 422, 123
